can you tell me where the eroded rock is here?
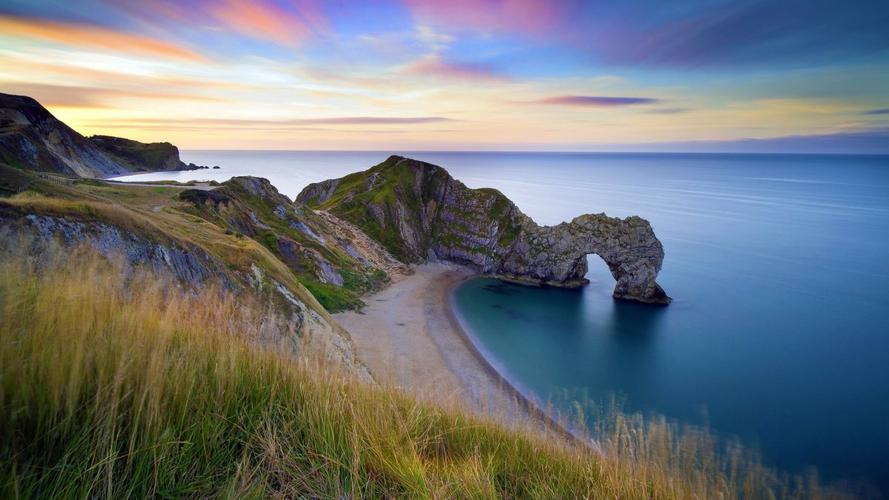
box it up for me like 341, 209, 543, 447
299, 155, 670, 304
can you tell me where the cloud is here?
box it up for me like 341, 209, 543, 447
0, 13, 204, 61
292, 116, 452, 125
404, 0, 565, 35
115, 0, 327, 46
536, 95, 659, 107
94, 116, 454, 129
1, 82, 225, 108
414, 25, 455, 52
406, 1, 889, 68
205, 0, 310, 46
86, 124, 419, 135
864, 108, 889, 115
645, 107, 691, 115
402, 55, 507, 82
576, 0, 889, 67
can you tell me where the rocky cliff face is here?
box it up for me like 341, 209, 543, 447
0, 93, 125, 177
89, 135, 187, 172
179, 176, 408, 311
0, 93, 199, 178
298, 155, 670, 304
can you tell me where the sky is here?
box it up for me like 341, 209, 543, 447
1, 0, 888, 152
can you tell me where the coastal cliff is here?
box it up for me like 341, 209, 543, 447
178, 175, 407, 310
0, 163, 371, 376
0, 92, 202, 177
89, 135, 190, 172
298, 155, 670, 304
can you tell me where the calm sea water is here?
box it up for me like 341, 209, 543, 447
117, 151, 889, 490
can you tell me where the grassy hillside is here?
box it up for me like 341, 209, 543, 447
179, 177, 392, 311
0, 164, 392, 312
0, 249, 843, 499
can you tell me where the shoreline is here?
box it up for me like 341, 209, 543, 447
443, 275, 594, 448
334, 262, 590, 447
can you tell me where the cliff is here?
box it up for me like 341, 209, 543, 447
0, 163, 372, 376
298, 155, 670, 304
89, 135, 188, 172
0, 92, 200, 177
178, 176, 407, 310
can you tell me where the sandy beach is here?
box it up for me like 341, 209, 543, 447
334, 263, 544, 427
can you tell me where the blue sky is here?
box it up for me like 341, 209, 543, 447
1, 0, 887, 151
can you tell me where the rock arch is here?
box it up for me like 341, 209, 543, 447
496, 214, 670, 305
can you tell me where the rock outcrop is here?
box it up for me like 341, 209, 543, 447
298, 155, 670, 304
179, 176, 408, 311
89, 135, 190, 172
0, 92, 201, 178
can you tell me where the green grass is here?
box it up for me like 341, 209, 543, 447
301, 279, 365, 312
179, 181, 388, 310
306, 157, 527, 263
308, 156, 436, 263
0, 248, 849, 499
341, 267, 388, 292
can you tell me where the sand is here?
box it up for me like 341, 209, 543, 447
334, 263, 541, 426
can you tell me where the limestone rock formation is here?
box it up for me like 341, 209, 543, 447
299, 155, 670, 304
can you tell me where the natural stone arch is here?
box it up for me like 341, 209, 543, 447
496, 214, 670, 304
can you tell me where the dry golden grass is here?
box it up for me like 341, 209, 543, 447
0, 193, 330, 317
0, 247, 851, 499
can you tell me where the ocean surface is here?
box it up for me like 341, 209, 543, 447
116, 151, 889, 491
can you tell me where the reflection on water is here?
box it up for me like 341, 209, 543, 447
607, 300, 667, 341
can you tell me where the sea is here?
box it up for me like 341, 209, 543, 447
115, 150, 889, 491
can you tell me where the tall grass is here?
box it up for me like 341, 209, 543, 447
0, 248, 849, 498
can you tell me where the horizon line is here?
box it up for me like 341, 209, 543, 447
179, 148, 889, 157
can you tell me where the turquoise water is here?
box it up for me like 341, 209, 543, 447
117, 151, 889, 491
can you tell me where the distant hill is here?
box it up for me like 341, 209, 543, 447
0, 92, 200, 178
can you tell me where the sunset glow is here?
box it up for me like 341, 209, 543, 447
1, 0, 887, 151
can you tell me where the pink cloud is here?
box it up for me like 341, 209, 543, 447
403, 55, 506, 82
404, 0, 566, 35
538, 95, 660, 106
0, 13, 205, 61
115, 0, 326, 46
208, 0, 310, 45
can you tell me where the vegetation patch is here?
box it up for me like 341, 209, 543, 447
300, 278, 365, 312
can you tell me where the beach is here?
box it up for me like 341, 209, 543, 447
334, 263, 544, 428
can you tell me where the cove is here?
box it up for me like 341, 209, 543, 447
453, 263, 888, 490
121, 150, 889, 491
